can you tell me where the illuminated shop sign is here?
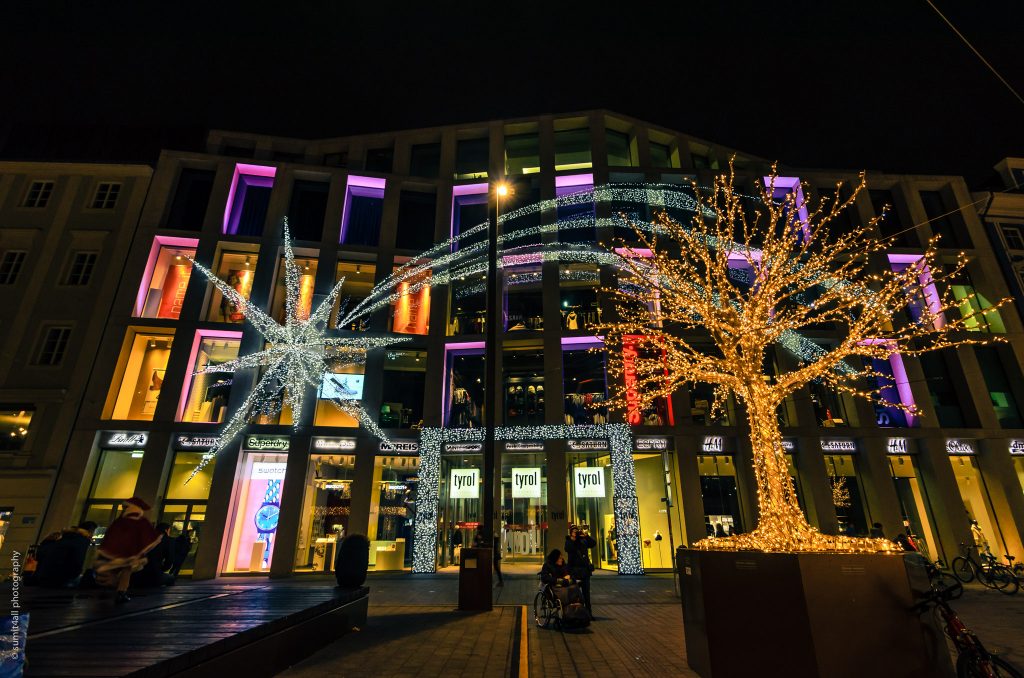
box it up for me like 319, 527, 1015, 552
244, 435, 290, 451
946, 439, 976, 455
568, 439, 609, 451
312, 437, 357, 451
574, 466, 606, 498
886, 437, 912, 454
781, 439, 797, 451
702, 436, 725, 453
449, 468, 479, 499
820, 438, 856, 452
505, 441, 544, 451
623, 335, 641, 425
444, 442, 483, 453
380, 440, 419, 453
511, 468, 542, 498
173, 434, 218, 450
1009, 440, 1024, 456
635, 437, 670, 451
100, 431, 148, 448
251, 462, 288, 479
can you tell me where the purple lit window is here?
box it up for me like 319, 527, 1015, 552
556, 174, 596, 243
223, 164, 276, 236
451, 183, 488, 252
763, 176, 810, 242
887, 254, 946, 328
860, 339, 918, 428
340, 175, 386, 246
443, 342, 484, 427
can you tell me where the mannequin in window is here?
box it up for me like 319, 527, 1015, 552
566, 310, 579, 330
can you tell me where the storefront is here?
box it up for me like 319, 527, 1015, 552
293, 436, 357, 572
884, 437, 942, 561
567, 439, 617, 570
160, 434, 217, 574
696, 436, 744, 537
1013, 440, 1024, 497
222, 435, 289, 574
947, 439, 1008, 557
79, 431, 149, 536
820, 438, 871, 537
368, 440, 420, 570
633, 437, 683, 570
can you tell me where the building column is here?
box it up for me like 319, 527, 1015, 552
546, 440, 569, 553
795, 435, 839, 535
133, 430, 172, 508
918, 437, 973, 564
347, 446, 377, 540
979, 438, 1024, 561
857, 437, 904, 538
270, 431, 312, 578
675, 434, 706, 546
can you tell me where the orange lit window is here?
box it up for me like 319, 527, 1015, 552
105, 329, 175, 421
390, 264, 430, 335
271, 255, 318, 323
177, 332, 242, 423
204, 244, 259, 323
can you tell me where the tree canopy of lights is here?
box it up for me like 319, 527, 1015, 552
598, 161, 1008, 553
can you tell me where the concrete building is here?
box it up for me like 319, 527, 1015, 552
6, 112, 1024, 579
0, 162, 153, 571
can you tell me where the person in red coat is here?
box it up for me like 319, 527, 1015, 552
94, 497, 162, 604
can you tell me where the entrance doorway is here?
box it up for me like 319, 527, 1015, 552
500, 452, 547, 565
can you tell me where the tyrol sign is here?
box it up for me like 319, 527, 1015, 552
573, 467, 606, 498
511, 468, 541, 498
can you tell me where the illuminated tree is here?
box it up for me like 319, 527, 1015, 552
599, 162, 1007, 552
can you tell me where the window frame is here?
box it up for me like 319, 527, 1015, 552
90, 182, 122, 209
34, 325, 73, 367
63, 251, 99, 286
0, 250, 28, 285
23, 180, 54, 208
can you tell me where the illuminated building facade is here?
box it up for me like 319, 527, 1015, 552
3, 112, 1024, 577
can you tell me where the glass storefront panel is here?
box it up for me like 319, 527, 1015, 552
559, 264, 600, 331
504, 347, 545, 427
81, 447, 144, 539
823, 454, 870, 536
179, 335, 241, 423
634, 452, 683, 570
785, 453, 808, 518
1014, 456, 1024, 497
380, 350, 426, 429
949, 454, 1006, 557
294, 454, 356, 572
390, 266, 431, 335
438, 451, 482, 569
161, 451, 215, 575
562, 347, 608, 425
203, 245, 258, 323
159, 502, 204, 574
223, 452, 288, 573
271, 255, 318, 323
368, 455, 420, 570
136, 240, 197, 320
107, 331, 174, 421
445, 348, 484, 428
333, 260, 376, 330
887, 454, 942, 561
697, 454, 744, 537
567, 451, 616, 570
505, 265, 544, 331
449, 276, 486, 335
500, 453, 548, 565
312, 354, 364, 427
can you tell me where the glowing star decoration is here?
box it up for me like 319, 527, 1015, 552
185, 219, 407, 480
597, 160, 1010, 554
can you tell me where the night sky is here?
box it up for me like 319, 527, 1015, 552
1, 2, 1021, 184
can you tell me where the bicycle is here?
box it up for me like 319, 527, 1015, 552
915, 580, 1022, 677
952, 543, 1019, 595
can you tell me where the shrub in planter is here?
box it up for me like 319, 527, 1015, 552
334, 534, 370, 589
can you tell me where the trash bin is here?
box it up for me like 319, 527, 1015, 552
458, 547, 492, 611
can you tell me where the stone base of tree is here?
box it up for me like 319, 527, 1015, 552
676, 548, 954, 678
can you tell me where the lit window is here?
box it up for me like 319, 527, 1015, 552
554, 127, 592, 171
0, 407, 33, 451
91, 182, 121, 209
390, 263, 431, 335
0, 251, 27, 285
333, 260, 375, 330
380, 350, 426, 429
35, 327, 71, 366
271, 255, 318, 323
81, 446, 145, 532
340, 175, 385, 246
203, 246, 258, 323
105, 330, 174, 420
177, 332, 242, 423
314, 357, 366, 427
223, 164, 276, 236
134, 236, 198, 319
23, 181, 54, 208
64, 252, 98, 286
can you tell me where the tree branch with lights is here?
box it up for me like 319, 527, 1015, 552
599, 161, 1008, 552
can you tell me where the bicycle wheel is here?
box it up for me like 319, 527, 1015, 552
957, 652, 1024, 677
989, 565, 1019, 595
931, 570, 961, 593
952, 557, 975, 583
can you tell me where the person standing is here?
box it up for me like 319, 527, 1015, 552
169, 528, 193, 577
565, 524, 597, 619
94, 497, 162, 604
449, 526, 463, 566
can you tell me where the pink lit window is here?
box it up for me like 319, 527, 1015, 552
134, 236, 199, 319
223, 164, 276, 236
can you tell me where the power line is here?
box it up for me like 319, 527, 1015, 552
924, 0, 1024, 107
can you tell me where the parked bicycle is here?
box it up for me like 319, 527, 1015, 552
915, 579, 1022, 677
952, 543, 1019, 595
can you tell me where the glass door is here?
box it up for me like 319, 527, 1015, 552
567, 451, 616, 571
500, 452, 547, 566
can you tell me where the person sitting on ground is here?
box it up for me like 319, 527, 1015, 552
541, 549, 572, 586
131, 522, 177, 588
94, 497, 162, 604
34, 521, 97, 588
869, 522, 885, 538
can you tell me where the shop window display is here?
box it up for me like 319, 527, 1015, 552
869, 353, 911, 428
949, 454, 1007, 558
809, 380, 859, 427
0, 407, 33, 452
449, 275, 487, 335
368, 455, 420, 570
504, 264, 544, 331
178, 334, 241, 423
161, 451, 215, 575
295, 454, 355, 572
390, 265, 431, 335
380, 350, 426, 429
690, 381, 735, 426
445, 348, 484, 428
562, 347, 608, 425
504, 348, 545, 427
271, 255, 317, 323
332, 260, 376, 330
313, 355, 365, 427
106, 330, 174, 421
622, 335, 674, 426
134, 238, 197, 320
888, 454, 942, 562
566, 452, 616, 570
438, 451, 483, 569
203, 246, 258, 323
698, 455, 744, 537
823, 454, 870, 536
80, 448, 144, 537
633, 452, 683, 570
223, 453, 288, 573
559, 264, 600, 331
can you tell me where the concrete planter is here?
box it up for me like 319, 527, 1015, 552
677, 548, 954, 678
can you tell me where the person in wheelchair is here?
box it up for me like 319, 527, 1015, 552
537, 548, 590, 628
541, 548, 572, 586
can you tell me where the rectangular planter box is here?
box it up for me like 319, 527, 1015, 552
677, 548, 953, 678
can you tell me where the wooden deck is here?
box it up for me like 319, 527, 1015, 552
22, 578, 367, 677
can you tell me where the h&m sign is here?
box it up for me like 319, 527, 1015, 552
886, 438, 911, 455
573, 467, 606, 498
701, 436, 724, 453
511, 468, 541, 498
449, 468, 479, 499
